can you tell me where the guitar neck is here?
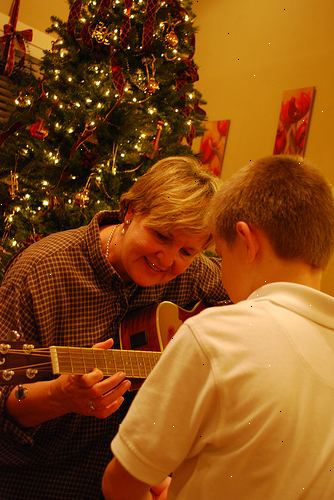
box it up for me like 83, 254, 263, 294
50, 346, 161, 379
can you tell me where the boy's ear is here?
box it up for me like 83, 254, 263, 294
235, 221, 260, 262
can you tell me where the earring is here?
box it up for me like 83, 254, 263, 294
121, 219, 131, 235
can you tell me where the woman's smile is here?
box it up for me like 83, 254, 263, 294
145, 257, 169, 273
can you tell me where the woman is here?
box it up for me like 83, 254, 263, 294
0, 156, 229, 499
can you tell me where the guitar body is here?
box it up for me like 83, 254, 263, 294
120, 301, 205, 352
119, 301, 205, 390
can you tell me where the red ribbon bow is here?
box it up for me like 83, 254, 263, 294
0, 0, 33, 76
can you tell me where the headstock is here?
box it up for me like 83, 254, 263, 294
0, 333, 52, 385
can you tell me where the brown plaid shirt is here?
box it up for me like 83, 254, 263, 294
0, 211, 229, 499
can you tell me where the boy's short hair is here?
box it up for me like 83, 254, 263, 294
212, 155, 334, 268
120, 156, 219, 246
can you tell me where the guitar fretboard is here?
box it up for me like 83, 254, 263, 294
50, 346, 161, 379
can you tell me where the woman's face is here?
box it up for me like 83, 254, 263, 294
112, 213, 208, 286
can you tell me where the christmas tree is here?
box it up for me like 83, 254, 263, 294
0, 0, 206, 278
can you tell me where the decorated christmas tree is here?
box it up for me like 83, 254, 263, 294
0, 0, 206, 278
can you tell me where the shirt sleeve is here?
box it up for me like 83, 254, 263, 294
111, 322, 219, 485
0, 272, 41, 453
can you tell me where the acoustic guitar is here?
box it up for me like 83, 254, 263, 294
0, 301, 204, 386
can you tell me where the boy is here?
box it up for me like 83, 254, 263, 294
102, 155, 334, 499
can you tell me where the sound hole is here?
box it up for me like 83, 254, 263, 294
130, 331, 148, 349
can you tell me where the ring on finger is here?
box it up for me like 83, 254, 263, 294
89, 400, 96, 411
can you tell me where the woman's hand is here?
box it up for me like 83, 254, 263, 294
51, 338, 131, 418
6, 338, 131, 427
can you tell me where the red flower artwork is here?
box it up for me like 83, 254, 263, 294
273, 87, 315, 156
195, 119, 230, 176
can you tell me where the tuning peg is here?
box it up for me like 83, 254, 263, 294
0, 344, 11, 355
26, 368, 38, 379
2, 369, 14, 381
23, 344, 35, 354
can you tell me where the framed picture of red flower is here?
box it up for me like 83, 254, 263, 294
193, 119, 230, 176
273, 87, 315, 156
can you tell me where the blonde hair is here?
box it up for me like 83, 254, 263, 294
120, 156, 220, 245
211, 155, 334, 268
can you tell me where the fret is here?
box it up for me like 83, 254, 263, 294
50, 346, 161, 378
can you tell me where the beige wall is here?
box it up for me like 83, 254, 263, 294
1, 0, 68, 33
193, 0, 334, 295
1, 0, 333, 294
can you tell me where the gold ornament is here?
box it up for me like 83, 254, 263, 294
147, 77, 159, 94
15, 90, 33, 108
106, 143, 118, 175
144, 56, 159, 94
74, 190, 90, 208
9, 170, 19, 199
91, 22, 113, 45
166, 29, 179, 48
74, 174, 95, 208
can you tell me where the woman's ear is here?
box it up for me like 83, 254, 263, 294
235, 221, 260, 263
125, 204, 134, 220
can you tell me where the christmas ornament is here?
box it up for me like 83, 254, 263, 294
161, 14, 181, 53
106, 143, 118, 176
0, 0, 33, 76
165, 29, 179, 48
147, 77, 159, 93
15, 89, 33, 107
144, 56, 159, 94
74, 173, 94, 208
70, 120, 98, 158
186, 122, 195, 146
91, 22, 113, 45
74, 190, 90, 208
148, 119, 164, 158
8, 170, 19, 199
29, 118, 48, 139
